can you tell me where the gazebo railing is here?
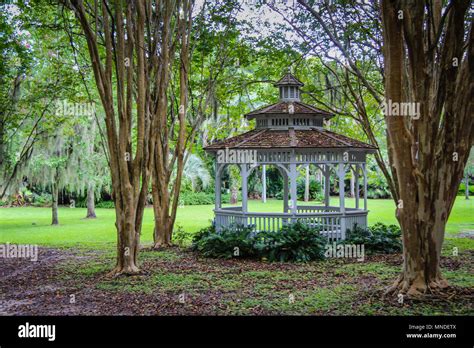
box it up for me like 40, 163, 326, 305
296, 205, 362, 213
296, 205, 339, 213
214, 206, 368, 241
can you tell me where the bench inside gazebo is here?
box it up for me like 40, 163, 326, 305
204, 72, 377, 240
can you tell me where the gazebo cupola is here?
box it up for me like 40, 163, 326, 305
204, 71, 377, 240
248, 73, 333, 130
275, 72, 304, 101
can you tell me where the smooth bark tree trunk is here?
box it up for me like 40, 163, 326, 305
149, 0, 191, 249
151, 175, 173, 248
153, 219, 172, 248
69, 0, 156, 275
113, 196, 142, 274
85, 184, 96, 218
0, 112, 5, 188
304, 166, 310, 202
51, 181, 59, 225
230, 186, 238, 204
381, 0, 473, 296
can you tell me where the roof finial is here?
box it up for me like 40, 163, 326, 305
287, 66, 292, 74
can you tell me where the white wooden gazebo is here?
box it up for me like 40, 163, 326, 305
204, 73, 376, 240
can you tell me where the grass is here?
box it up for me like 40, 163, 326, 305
334, 262, 400, 280
0, 196, 472, 247
1, 196, 472, 315
66, 250, 470, 315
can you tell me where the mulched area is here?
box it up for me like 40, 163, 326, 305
0, 247, 472, 315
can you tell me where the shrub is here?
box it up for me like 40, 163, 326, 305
343, 222, 402, 254
21, 188, 34, 203
296, 177, 322, 201
179, 191, 214, 205
255, 222, 326, 262
70, 199, 114, 209
457, 182, 473, 196
367, 169, 392, 199
366, 187, 391, 199
178, 191, 242, 206
265, 167, 283, 197
96, 201, 115, 208
191, 224, 256, 259
192, 222, 402, 261
173, 224, 192, 247
192, 222, 326, 262
31, 193, 52, 207
74, 198, 87, 208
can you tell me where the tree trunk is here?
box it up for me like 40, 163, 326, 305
304, 166, 310, 202
112, 201, 140, 275
150, 0, 191, 249
230, 186, 238, 204
51, 181, 59, 225
69, 0, 157, 275
391, 202, 449, 295
85, 184, 96, 218
153, 219, 172, 248
0, 111, 5, 189
151, 175, 173, 248
381, 0, 473, 296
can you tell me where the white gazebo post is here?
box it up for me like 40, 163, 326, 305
304, 165, 310, 202
289, 162, 298, 218
241, 164, 248, 213
215, 163, 222, 210
262, 164, 267, 203
283, 171, 289, 213
355, 164, 360, 210
338, 162, 346, 238
363, 163, 368, 211
324, 165, 330, 207
318, 167, 323, 196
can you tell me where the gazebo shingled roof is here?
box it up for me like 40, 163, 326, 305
204, 128, 377, 150
244, 100, 334, 119
274, 72, 304, 86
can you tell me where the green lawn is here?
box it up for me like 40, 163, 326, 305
0, 197, 472, 248
1, 197, 473, 316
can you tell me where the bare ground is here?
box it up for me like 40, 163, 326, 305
0, 247, 473, 315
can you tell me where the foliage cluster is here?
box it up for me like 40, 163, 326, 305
179, 191, 242, 206
343, 222, 402, 254
193, 222, 402, 261
192, 222, 327, 262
